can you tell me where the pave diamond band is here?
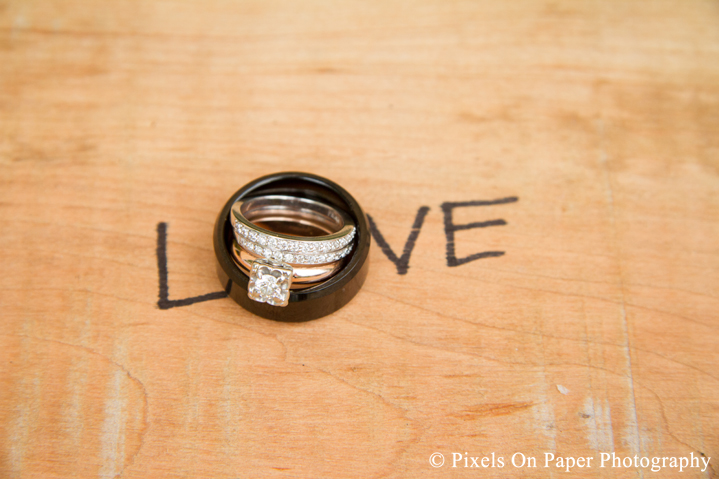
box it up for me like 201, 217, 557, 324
234, 223, 355, 255
230, 195, 356, 307
237, 235, 354, 265
231, 196, 355, 251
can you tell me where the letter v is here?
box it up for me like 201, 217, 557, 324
366, 207, 430, 275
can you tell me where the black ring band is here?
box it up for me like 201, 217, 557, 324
213, 172, 370, 322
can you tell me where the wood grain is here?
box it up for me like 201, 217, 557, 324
1, 0, 718, 477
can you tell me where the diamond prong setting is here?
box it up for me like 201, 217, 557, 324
247, 259, 292, 307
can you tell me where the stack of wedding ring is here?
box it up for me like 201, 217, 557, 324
230, 195, 356, 307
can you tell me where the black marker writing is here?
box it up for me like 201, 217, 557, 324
367, 206, 430, 275
441, 197, 518, 267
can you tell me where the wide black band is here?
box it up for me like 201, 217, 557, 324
213, 172, 370, 322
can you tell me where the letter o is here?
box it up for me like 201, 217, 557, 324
512, 453, 526, 468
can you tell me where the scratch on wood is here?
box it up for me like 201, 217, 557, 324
597, 118, 643, 465
534, 376, 557, 451
64, 349, 89, 454
451, 402, 534, 420
100, 369, 125, 479
583, 397, 614, 452
8, 331, 34, 476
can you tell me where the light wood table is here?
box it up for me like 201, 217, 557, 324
1, 1, 717, 478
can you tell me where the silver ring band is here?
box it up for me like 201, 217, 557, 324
231, 195, 355, 264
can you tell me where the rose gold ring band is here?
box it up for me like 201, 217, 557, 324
230, 240, 344, 289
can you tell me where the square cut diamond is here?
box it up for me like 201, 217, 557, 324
247, 259, 292, 307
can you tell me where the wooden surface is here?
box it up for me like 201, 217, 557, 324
1, 1, 718, 478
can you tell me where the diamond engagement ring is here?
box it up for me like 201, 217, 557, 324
214, 171, 370, 321
230, 195, 356, 307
